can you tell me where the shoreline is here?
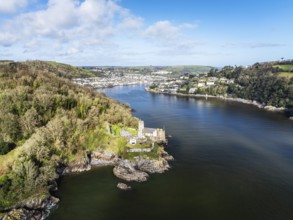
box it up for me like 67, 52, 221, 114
1, 147, 173, 220
146, 88, 289, 115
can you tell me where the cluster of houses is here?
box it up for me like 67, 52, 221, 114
151, 76, 235, 94
74, 74, 167, 89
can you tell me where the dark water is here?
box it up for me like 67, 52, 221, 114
49, 85, 293, 220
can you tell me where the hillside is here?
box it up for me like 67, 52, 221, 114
207, 61, 293, 110
0, 61, 138, 211
6, 60, 96, 79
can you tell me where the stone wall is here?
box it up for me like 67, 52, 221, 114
127, 144, 154, 153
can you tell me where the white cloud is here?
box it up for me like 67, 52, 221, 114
144, 20, 200, 48
222, 42, 286, 49
0, 0, 144, 50
0, 0, 203, 65
179, 23, 198, 29
143, 20, 203, 57
145, 20, 181, 42
0, 0, 29, 13
119, 16, 144, 30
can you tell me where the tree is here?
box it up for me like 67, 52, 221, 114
0, 112, 19, 143
20, 107, 40, 137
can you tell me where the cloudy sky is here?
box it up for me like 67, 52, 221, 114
0, 0, 292, 66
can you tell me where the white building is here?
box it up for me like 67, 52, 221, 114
189, 88, 196, 93
197, 82, 205, 87
152, 70, 172, 75
206, 81, 215, 86
143, 128, 158, 137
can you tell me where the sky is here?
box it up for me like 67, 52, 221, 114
0, 0, 292, 66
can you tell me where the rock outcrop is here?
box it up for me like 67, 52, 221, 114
113, 160, 149, 182
117, 182, 131, 190
112, 149, 174, 181
62, 161, 91, 174
0, 196, 59, 220
135, 158, 170, 174
263, 105, 285, 112
90, 150, 119, 166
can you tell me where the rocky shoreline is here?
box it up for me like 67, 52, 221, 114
90, 149, 174, 182
147, 89, 289, 115
0, 148, 173, 220
61, 149, 173, 184
0, 195, 59, 220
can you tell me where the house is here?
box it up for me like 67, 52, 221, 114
179, 88, 187, 92
197, 82, 205, 87
152, 70, 172, 75
206, 81, 215, 86
189, 88, 196, 94
143, 128, 158, 137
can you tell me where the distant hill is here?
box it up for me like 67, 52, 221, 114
166, 65, 212, 74
79, 65, 213, 75
0, 60, 96, 79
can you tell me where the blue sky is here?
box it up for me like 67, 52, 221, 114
0, 0, 292, 66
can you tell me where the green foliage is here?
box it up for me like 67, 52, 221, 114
149, 84, 159, 89
117, 138, 127, 156
126, 127, 137, 135
0, 61, 138, 210
208, 62, 293, 108
111, 124, 123, 136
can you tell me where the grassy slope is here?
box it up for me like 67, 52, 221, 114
0, 148, 22, 175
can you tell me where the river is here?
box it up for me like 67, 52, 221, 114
48, 85, 293, 220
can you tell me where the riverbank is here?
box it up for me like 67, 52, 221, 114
146, 88, 289, 115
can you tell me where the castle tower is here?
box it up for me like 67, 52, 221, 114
138, 120, 144, 138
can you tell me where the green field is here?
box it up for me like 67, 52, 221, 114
273, 64, 293, 78
278, 72, 293, 78
166, 65, 212, 74
274, 64, 293, 72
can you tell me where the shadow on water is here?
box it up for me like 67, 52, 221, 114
49, 85, 293, 220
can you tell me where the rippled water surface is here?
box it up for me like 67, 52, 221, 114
49, 85, 293, 220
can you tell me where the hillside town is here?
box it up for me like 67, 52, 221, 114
73, 66, 236, 98
74, 73, 168, 88
147, 76, 235, 96
74, 66, 211, 88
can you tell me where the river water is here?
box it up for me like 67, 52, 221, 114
48, 85, 293, 220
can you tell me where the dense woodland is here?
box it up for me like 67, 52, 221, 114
208, 61, 293, 114
0, 61, 137, 210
